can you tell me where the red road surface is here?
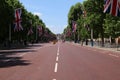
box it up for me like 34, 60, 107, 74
0, 42, 120, 80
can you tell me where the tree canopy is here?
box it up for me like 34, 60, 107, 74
64, 0, 120, 44
0, 0, 56, 43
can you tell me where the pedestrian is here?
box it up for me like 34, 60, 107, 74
91, 39, 94, 47
86, 39, 88, 45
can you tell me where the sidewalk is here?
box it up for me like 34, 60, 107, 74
70, 41, 120, 54
85, 44, 120, 53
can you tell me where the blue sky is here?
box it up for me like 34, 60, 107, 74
19, 0, 84, 34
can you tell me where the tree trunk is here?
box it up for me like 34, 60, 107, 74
100, 26, 104, 47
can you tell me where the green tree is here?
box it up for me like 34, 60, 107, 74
83, 0, 105, 46
67, 2, 83, 42
104, 14, 120, 41
0, 0, 55, 44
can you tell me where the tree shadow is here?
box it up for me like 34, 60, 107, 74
0, 43, 44, 68
0, 49, 35, 68
0, 56, 31, 68
0, 43, 43, 50
0, 49, 36, 54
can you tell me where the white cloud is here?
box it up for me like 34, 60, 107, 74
33, 12, 42, 17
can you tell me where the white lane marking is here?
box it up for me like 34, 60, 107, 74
52, 79, 56, 80
109, 54, 119, 58
57, 52, 59, 56
19, 53, 27, 57
54, 63, 58, 72
56, 56, 59, 61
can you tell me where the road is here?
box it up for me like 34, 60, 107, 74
0, 41, 120, 80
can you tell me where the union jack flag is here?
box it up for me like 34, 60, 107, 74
14, 8, 23, 31
104, 0, 120, 16
72, 21, 77, 32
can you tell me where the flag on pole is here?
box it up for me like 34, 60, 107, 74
72, 21, 77, 32
14, 8, 23, 31
104, 0, 120, 16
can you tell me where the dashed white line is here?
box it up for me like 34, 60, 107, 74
57, 52, 59, 56
52, 44, 60, 80
54, 63, 58, 73
109, 54, 119, 58
56, 56, 59, 61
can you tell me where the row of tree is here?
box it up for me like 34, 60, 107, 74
64, 0, 120, 45
0, 0, 56, 44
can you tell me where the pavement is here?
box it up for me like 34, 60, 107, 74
70, 41, 120, 54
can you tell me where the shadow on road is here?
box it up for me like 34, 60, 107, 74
0, 48, 36, 68
0, 49, 36, 54
0, 57, 30, 68
0, 43, 44, 68
0, 43, 43, 50
0, 55, 31, 68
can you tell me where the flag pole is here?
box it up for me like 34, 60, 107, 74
91, 28, 94, 46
